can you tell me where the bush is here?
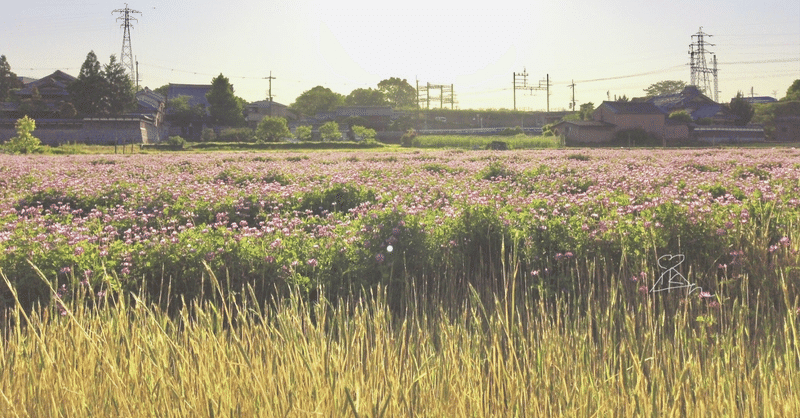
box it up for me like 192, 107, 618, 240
319, 121, 342, 141
166, 136, 186, 148
217, 127, 255, 143
3, 116, 41, 154
294, 125, 313, 142
500, 126, 523, 136
352, 125, 377, 144
201, 128, 217, 142
401, 129, 417, 147
256, 116, 291, 143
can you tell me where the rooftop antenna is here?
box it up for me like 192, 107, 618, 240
112, 4, 142, 78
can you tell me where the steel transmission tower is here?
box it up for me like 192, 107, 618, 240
112, 4, 142, 78
689, 27, 718, 102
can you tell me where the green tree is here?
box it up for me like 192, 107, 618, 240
68, 51, 107, 116
0, 55, 24, 101
668, 110, 693, 124
206, 74, 245, 126
291, 86, 344, 116
644, 80, 687, 97
167, 95, 206, 132
319, 121, 342, 141
293, 125, 312, 142
377, 77, 417, 109
729, 91, 755, 126
579, 102, 595, 120
345, 88, 387, 107
103, 55, 136, 115
153, 84, 169, 98
3, 116, 40, 154
781, 79, 800, 102
256, 116, 291, 142
352, 125, 377, 143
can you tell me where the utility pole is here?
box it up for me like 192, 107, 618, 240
112, 4, 141, 78
265, 71, 276, 116
135, 57, 139, 89
568, 80, 576, 112
513, 68, 528, 111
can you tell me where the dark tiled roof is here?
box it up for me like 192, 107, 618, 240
16, 70, 76, 97
166, 84, 211, 108
553, 120, 615, 128
246, 100, 287, 109
601, 101, 665, 115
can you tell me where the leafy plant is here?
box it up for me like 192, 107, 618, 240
3, 116, 41, 154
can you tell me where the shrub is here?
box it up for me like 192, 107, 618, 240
500, 126, 523, 136
294, 125, 313, 142
3, 116, 41, 154
218, 127, 255, 143
201, 127, 217, 142
351, 125, 377, 144
166, 136, 186, 148
319, 121, 342, 141
400, 129, 417, 147
256, 116, 291, 143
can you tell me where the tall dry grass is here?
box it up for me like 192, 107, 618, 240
1, 264, 798, 417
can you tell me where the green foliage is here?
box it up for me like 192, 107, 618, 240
478, 160, 515, 180
3, 116, 40, 154
345, 88, 388, 107
217, 127, 255, 142
167, 95, 206, 129
0, 55, 24, 101
668, 110, 693, 124
412, 134, 558, 149
103, 55, 136, 115
644, 80, 687, 97
17, 86, 49, 118
377, 77, 417, 109
500, 126, 523, 136
781, 79, 800, 101
579, 102, 595, 120
293, 125, 313, 142
67, 52, 135, 116
290, 86, 345, 116
400, 128, 417, 147
255, 116, 291, 143
165, 136, 186, 148
729, 91, 755, 126
351, 125, 377, 143
206, 74, 245, 127
58, 102, 77, 119
201, 127, 217, 142
319, 121, 342, 141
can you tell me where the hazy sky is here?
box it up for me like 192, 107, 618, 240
2, 0, 799, 111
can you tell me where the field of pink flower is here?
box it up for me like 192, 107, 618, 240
2, 148, 800, 415
1, 148, 799, 319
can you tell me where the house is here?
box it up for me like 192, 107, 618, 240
551, 101, 689, 145
134, 88, 166, 126
244, 100, 295, 129
647, 86, 734, 124
1, 70, 77, 119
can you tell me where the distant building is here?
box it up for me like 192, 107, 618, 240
647, 86, 735, 124
244, 100, 295, 129
165, 84, 212, 110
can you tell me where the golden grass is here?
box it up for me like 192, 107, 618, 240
2, 267, 799, 417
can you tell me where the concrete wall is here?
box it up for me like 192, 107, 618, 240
0, 117, 160, 146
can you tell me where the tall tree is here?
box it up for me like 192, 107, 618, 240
68, 51, 107, 116
729, 91, 755, 126
206, 74, 245, 126
579, 102, 595, 120
377, 77, 417, 109
103, 55, 136, 115
643, 80, 687, 97
345, 88, 387, 107
781, 79, 800, 102
255, 116, 291, 142
0, 55, 24, 101
291, 86, 344, 116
